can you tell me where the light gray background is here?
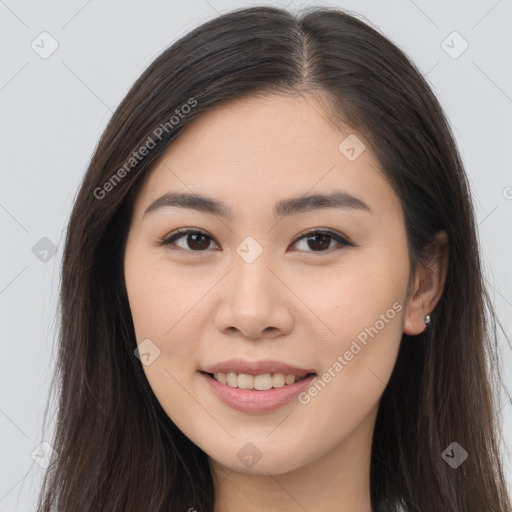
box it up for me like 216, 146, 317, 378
1, 0, 511, 510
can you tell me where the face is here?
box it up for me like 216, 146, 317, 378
124, 92, 413, 476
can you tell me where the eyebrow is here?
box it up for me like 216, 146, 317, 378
143, 189, 372, 220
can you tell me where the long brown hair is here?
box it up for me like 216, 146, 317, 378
36, 6, 511, 511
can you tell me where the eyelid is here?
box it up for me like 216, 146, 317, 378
158, 227, 219, 249
158, 227, 354, 252
293, 227, 352, 245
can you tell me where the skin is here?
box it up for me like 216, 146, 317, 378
123, 92, 448, 512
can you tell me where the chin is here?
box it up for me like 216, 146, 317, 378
205, 438, 313, 476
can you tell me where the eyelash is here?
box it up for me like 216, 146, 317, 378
157, 228, 354, 254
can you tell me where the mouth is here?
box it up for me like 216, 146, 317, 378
201, 371, 316, 391
199, 370, 318, 413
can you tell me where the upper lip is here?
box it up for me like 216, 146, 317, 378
201, 359, 316, 377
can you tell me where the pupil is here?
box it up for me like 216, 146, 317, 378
308, 234, 330, 251
189, 233, 209, 250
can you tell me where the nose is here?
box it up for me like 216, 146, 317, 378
212, 248, 295, 341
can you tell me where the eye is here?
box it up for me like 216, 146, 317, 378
157, 228, 353, 253
158, 228, 219, 252
291, 229, 353, 252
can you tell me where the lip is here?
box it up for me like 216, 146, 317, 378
202, 358, 315, 378
199, 371, 317, 414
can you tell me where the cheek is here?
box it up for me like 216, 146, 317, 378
124, 249, 206, 422
124, 246, 207, 385
304, 248, 408, 348
125, 248, 202, 339
295, 245, 408, 410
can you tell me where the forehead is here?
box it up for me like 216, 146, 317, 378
134, 93, 398, 219
160, 92, 358, 171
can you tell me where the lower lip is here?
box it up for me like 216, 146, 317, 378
199, 371, 317, 414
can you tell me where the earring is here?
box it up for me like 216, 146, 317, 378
424, 314, 431, 325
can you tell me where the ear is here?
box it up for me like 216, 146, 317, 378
403, 231, 449, 335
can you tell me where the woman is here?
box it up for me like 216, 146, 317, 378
36, 5, 511, 511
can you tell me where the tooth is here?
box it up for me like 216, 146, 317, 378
285, 374, 296, 385
237, 373, 254, 389
213, 371, 305, 388
272, 373, 285, 388
226, 372, 238, 387
254, 374, 273, 391
215, 372, 227, 385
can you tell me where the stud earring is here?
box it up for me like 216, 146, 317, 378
424, 314, 431, 325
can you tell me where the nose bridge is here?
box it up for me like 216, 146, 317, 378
212, 234, 294, 339
232, 235, 275, 306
